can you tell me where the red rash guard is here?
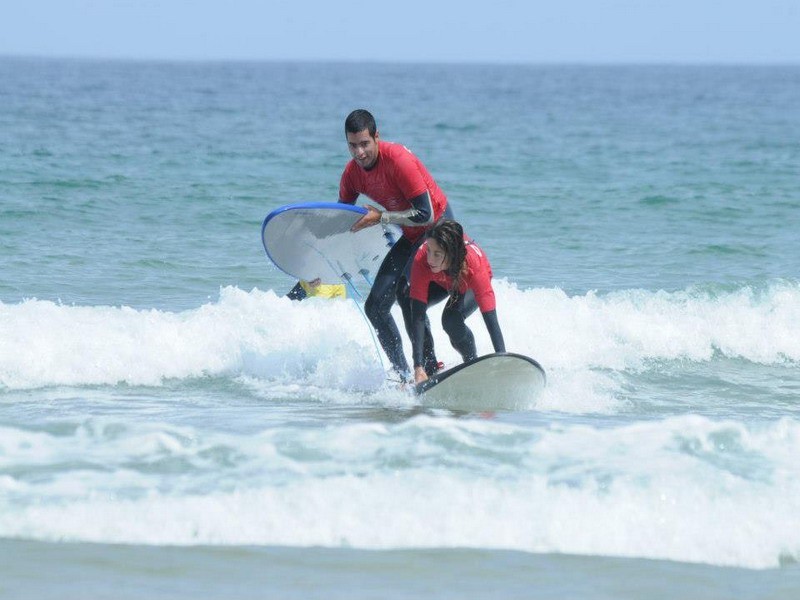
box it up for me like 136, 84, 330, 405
409, 239, 497, 312
339, 141, 447, 243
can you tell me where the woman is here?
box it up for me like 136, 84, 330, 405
408, 220, 506, 384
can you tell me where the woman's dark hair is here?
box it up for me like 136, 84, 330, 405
427, 220, 467, 301
345, 109, 377, 137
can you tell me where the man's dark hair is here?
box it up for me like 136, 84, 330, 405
345, 109, 377, 137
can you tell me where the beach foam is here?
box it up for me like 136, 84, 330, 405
1, 414, 798, 569
2, 281, 798, 409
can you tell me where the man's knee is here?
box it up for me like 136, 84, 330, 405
366, 289, 394, 323
395, 277, 410, 301
364, 295, 380, 322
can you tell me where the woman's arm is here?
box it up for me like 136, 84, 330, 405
410, 298, 430, 382
481, 309, 506, 353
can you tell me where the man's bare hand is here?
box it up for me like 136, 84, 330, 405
350, 205, 382, 232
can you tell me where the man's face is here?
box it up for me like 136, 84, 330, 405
346, 128, 379, 169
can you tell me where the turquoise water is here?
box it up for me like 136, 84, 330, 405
1, 57, 800, 597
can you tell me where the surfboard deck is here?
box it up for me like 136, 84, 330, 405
261, 202, 399, 284
415, 352, 546, 412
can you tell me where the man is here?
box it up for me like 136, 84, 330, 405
340, 109, 454, 381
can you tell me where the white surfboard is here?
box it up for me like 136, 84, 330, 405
415, 353, 546, 412
261, 202, 399, 284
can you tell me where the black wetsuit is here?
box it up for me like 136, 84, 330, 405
365, 203, 455, 378
410, 289, 505, 367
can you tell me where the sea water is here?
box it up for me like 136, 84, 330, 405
1, 58, 800, 598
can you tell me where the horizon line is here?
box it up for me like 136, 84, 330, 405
2, 52, 799, 68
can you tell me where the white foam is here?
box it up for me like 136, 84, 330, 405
1, 282, 798, 413
2, 415, 799, 569
0, 287, 383, 390
492, 279, 800, 369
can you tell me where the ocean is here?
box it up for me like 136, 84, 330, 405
1, 57, 799, 598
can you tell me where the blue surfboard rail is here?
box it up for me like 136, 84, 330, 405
261, 202, 366, 231
261, 202, 367, 264
261, 202, 395, 283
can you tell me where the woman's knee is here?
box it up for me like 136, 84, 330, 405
441, 309, 465, 338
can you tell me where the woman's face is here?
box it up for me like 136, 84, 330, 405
426, 238, 450, 273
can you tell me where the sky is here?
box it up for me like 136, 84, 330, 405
1, 0, 799, 64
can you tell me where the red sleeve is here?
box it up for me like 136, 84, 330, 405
338, 162, 359, 203
409, 245, 432, 304
468, 249, 497, 312
472, 271, 496, 312
390, 147, 428, 200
